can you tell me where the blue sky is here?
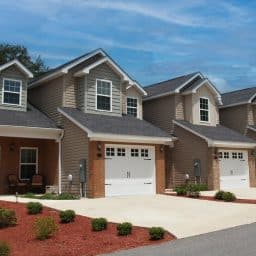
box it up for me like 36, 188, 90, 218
1, 0, 256, 92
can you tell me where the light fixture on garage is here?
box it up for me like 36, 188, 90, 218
9, 143, 15, 152
160, 145, 164, 152
97, 142, 102, 151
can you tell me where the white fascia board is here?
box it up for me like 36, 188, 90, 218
212, 140, 256, 149
74, 56, 147, 96
248, 93, 256, 103
0, 125, 62, 140
218, 102, 249, 109
143, 91, 176, 102
247, 126, 256, 132
90, 133, 174, 145
57, 108, 93, 136
174, 73, 203, 93
0, 60, 34, 78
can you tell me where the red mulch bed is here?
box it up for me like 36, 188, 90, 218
165, 193, 256, 204
0, 201, 175, 256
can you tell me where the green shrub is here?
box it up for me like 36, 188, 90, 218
174, 187, 187, 196
192, 184, 208, 191
91, 218, 108, 231
0, 241, 10, 256
222, 192, 236, 202
149, 227, 165, 240
27, 202, 43, 215
59, 210, 76, 223
33, 217, 58, 240
0, 208, 17, 228
22, 192, 36, 199
117, 222, 132, 236
57, 193, 79, 200
186, 184, 200, 198
39, 193, 56, 200
214, 190, 225, 200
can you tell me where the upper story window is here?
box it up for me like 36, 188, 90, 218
3, 78, 22, 105
127, 97, 138, 117
96, 79, 112, 111
200, 97, 209, 122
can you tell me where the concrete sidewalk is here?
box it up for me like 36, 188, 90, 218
1, 194, 256, 238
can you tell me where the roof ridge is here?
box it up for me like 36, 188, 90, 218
144, 72, 200, 88
222, 86, 256, 95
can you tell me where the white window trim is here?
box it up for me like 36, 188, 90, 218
2, 78, 22, 106
19, 147, 38, 181
126, 96, 139, 118
199, 97, 210, 123
95, 78, 112, 112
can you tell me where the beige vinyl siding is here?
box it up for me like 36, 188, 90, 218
191, 85, 219, 126
172, 124, 209, 187
62, 117, 89, 195
76, 76, 86, 111
175, 94, 185, 120
0, 65, 28, 111
143, 95, 175, 135
86, 63, 122, 116
219, 104, 248, 134
28, 76, 64, 126
184, 94, 193, 123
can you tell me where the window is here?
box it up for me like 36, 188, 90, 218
238, 152, 243, 159
106, 147, 115, 157
141, 149, 149, 158
20, 148, 38, 180
131, 148, 139, 157
117, 148, 125, 157
96, 79, 111, 111
224, 152, 229, 159
232, 152, 237, 159
3, 79, 21, 105
127, 98, 138, 117
200, 98, 209, 122
218, 152, 223, 159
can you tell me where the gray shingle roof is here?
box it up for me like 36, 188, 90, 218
221, 87, 256, 107
59, 107, 171, 138
0, 104, 58, 129
180, 78, 206, 92
144, 72, 200, 99
175, 120, 256, 144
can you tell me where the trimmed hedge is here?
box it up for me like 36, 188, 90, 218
59, 210, 76, 223
26, 202, 43, 215
117, 222, 132, 236
91, 218, 108, 231
149, 227, 165, 240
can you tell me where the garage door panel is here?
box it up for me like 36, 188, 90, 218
105, 145, 155, 197
219, 150, 249, 190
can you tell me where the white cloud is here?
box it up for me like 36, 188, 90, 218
207, 74, 231, 92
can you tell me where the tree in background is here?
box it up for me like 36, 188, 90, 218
0, 43, 49, 77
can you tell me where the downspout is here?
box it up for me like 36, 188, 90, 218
58, 130, 64, 194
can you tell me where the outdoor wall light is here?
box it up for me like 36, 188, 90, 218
9, 143, 15, 152
160, 145, 164, 152
68, 174, 73, 183
97, 142, 102, 151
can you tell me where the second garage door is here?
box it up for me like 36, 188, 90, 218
219, 150, 249, 189
105, 144, 156, 197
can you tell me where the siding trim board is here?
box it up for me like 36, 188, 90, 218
0, 60, 33, 78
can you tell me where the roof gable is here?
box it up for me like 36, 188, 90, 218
0, 59, 33, 78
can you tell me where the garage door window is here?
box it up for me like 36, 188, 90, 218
218, 152, 223, 159
232, 152, 237, 159
131, 148, 139, 157
106, 147, 115, 157
238, 152, 243, 159
141, 149, 149, 158
224, 152, 229, 159
117, 148, 125, 156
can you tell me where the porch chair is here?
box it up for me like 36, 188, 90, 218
8, 174, 27, 194
31, 174, 44, 193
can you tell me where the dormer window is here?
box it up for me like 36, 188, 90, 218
127, 97, 138, 117
200, 97, 209, 122
96, 79, 112, 111
3, 78, 21, 105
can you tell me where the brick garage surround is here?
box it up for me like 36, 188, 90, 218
87, 141, 166, 198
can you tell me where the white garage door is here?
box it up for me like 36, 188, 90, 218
105, 144, 156, 197
219, 150, 249, 189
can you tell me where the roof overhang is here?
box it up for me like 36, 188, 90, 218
247, 126, 256, 133
29, 49, 106, 88
219, 102, 249, 109
58, 108, 173, 145
74, 56, 147, 96
174, 120, 256, 149
0, 59, 33, 78
181, 78, 223, 105
0, 125, 63, 140
143, 73, 202, 102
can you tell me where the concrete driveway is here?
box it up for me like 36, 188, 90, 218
1, 194, 256, 238
201, 188, 256, 200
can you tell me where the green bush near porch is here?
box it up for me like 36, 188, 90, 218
22, 193, 79, 200
26, 202, 43, 215
175, 184, 208, 196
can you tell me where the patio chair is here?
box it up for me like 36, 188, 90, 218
8, 174, 27, 194
31, 174, 44, 193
